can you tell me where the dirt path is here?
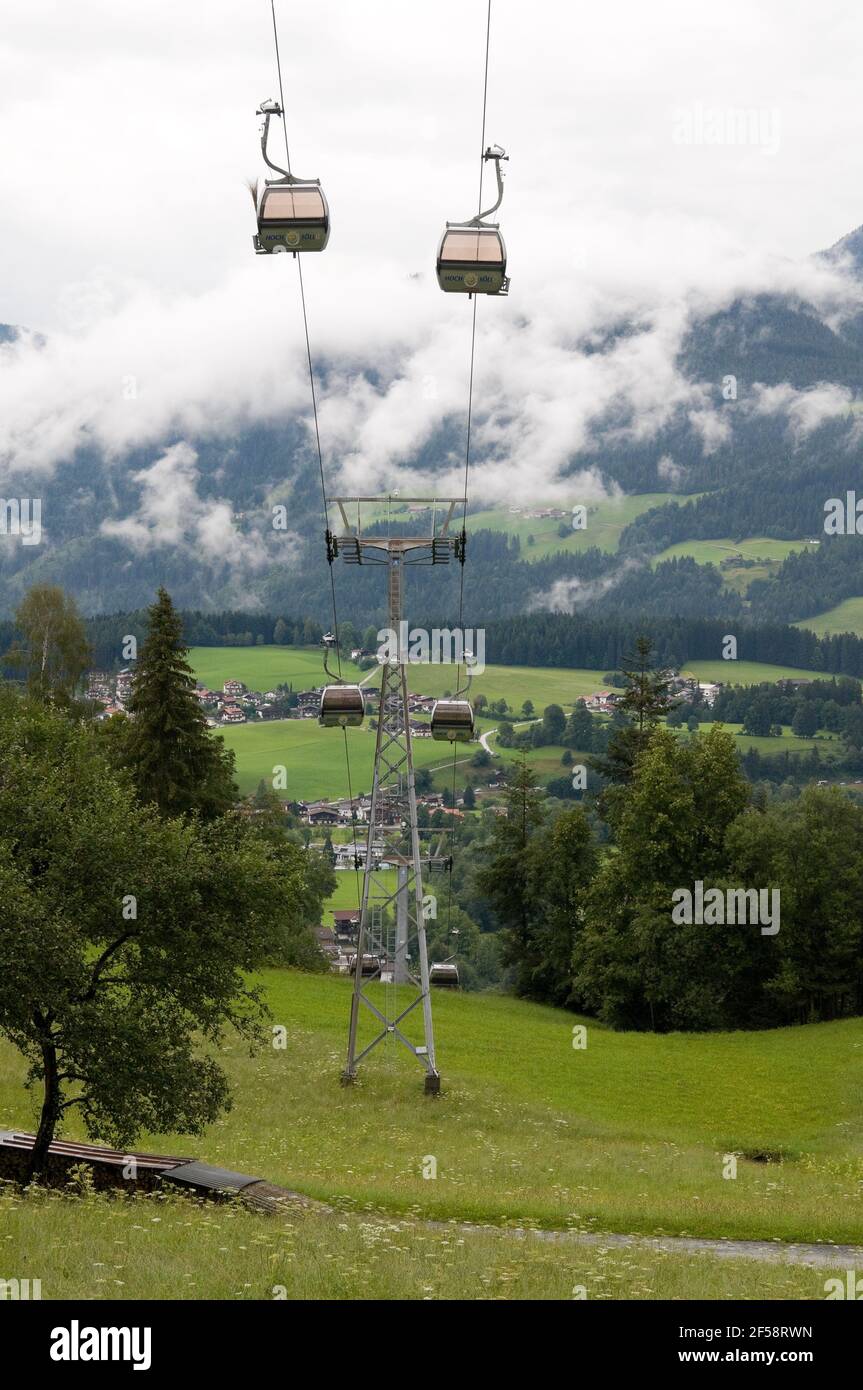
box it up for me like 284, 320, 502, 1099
455, 1224, 863, 1268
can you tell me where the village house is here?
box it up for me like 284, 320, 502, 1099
586, 691, 620, 713
220, 703, 246, 725
296, 690, 320, 718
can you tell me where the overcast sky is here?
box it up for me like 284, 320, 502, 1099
2, 0, 863, 508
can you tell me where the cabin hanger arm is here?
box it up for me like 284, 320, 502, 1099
466, 144, 508, 227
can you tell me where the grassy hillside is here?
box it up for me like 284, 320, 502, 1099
466, 493, 697, 559
651, 537, 818, 596
654, 537, 815, 567
324, 869, 398, 926
0, 1186, 828, 1300
190, 646, 361, 694
795, 596, 863, 639
2, 972, 862, 1251
681, 659, 837, 685
486, 723, 836, 781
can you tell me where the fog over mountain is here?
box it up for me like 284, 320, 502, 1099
3, 0, 863, 620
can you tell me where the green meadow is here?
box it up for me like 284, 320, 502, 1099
653, 537, 815, 568
2, 971, 862, 1301
190, 645, 611, 711
486, 723, 836, 779
795, 597, 863, 640
681, 659, 837, 686
214, 717, 468, 801
651, 537, 817, 597
465, 492, 698, 559
0, 1185, 830, 1301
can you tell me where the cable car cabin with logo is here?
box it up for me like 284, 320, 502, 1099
256, 184, 329, 254
430, 699, 475, 742
437, 227, 507, 295
437, 144, 509, 296
319, 685, 365, 728
252, 99, 330, 256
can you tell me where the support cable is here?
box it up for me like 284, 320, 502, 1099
269, 0, 362, 903
446, 0, 493, 941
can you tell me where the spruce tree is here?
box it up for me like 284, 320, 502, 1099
591, 636, 678, 786
123, 588, 237, 819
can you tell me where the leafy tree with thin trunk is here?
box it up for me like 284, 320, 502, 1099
7, 585, 91, 706
0, 693, 301, 1181
121, 587, 236, 819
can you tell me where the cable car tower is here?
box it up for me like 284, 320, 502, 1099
324, 497, 469, 1094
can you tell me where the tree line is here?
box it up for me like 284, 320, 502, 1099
5, 604, 863, 686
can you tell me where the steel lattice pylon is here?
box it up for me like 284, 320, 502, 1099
342, 656, 440, 1092
330, 497, 464, 1095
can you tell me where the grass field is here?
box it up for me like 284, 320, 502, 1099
795, 597, 863, 639
2, 970, 862, 1302
466, 493, 698, 560
190, 646, 612, 712
681, 659, 838, 685
0, 1186, 830, 1301
654, 537, 815, 567
324, 869, 397, 926
191, 645, 362, 695
215, 718, 468, 800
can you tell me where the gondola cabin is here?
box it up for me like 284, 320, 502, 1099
430, 698, 475, 742
319, 685, 365, 728
430, 962, 460, 988
255, 183, 330, 254
436, 226, 507, 294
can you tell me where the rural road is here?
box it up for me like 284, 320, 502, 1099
478, 717, 538, 754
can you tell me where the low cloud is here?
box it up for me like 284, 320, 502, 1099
99, 441, 289, 571
527, 558, 643, 614
748, 381, 855, 438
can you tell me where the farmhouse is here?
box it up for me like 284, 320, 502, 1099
220, 703, 246, 725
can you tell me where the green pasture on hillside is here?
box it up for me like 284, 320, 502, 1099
2, 972, 862, 1260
